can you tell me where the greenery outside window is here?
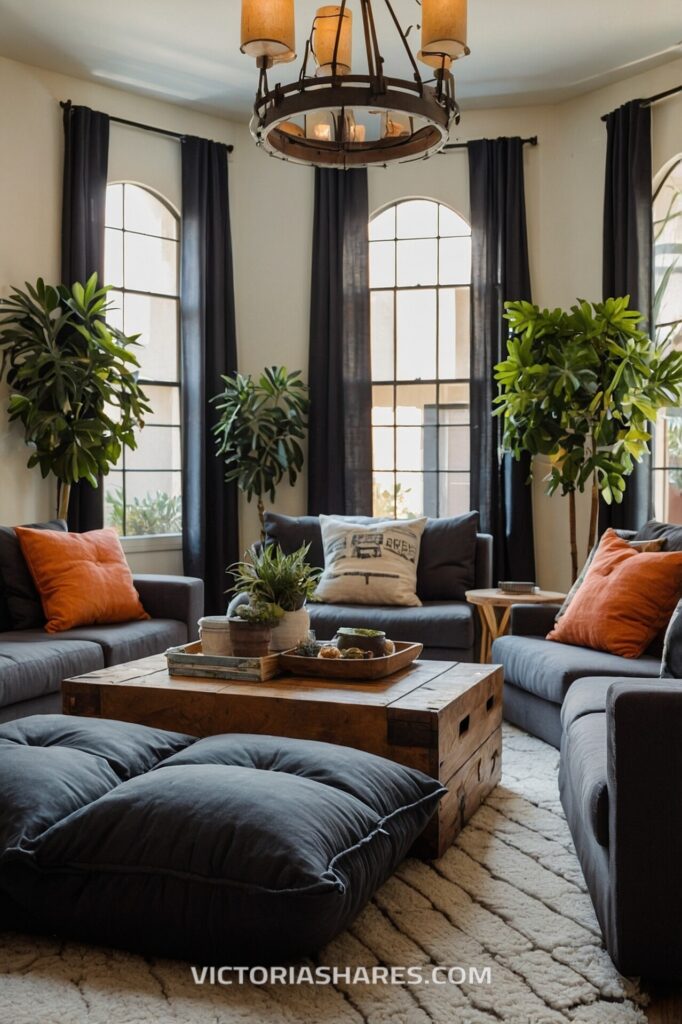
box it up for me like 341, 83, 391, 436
103, 183, 182, 538
652, 158, 682, 521
369, 198, 471, 519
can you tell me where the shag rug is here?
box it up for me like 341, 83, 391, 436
0, 726, 648, 1024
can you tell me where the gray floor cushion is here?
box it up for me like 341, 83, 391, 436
0, 716, 445, 964
309, 600, 475, 649
0, 635, 103, 708
492, 635, 661, 706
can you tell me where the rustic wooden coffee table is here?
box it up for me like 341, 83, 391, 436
62, 656, 503, 858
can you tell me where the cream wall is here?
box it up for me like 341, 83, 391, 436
0, 52, 681, 588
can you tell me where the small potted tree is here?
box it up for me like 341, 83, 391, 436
228, 602, 284, 658
229, 544, 321, 651
0, 275, 150, 518
212, 366, 309, 537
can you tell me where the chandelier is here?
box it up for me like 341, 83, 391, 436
240, 1, 470, 168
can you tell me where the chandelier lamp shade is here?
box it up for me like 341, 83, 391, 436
240, 0, 471, 169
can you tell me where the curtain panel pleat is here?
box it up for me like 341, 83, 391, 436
600, 99, 653, 531
307, 168, 373, 516
468, 137, 536, 581
180, 137, 239, 614
61, 103, 110, 531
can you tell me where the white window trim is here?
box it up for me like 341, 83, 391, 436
120, 533, 182, 554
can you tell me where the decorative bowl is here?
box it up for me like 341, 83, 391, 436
498, 581, 537, 595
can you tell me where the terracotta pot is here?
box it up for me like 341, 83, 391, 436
270, 607, 311, 652
228, 619, 272, 658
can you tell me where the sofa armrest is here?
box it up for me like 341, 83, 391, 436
474, 534, 493, 589
606, 680, 682, 977
133, 575, 204, 642
510, 603, 560, 636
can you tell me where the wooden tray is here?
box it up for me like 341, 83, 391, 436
165, 641, 281, 682
279, 641, 423, 681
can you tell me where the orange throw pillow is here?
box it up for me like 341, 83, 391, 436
547, 528, 682, 658
15, 527, 149, 633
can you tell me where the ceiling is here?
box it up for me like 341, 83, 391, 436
0, 0, 680, 122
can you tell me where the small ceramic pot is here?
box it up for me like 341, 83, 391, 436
198, 616, 233, 656
335, 628, 387, 657
228, 619, 272, 658
270, 607, 311, 652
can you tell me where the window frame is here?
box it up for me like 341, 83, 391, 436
369, 197, 472, 520
104, 181, 183, 544
650, 156, 682, 522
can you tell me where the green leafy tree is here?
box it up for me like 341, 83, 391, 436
106, 489, 182, 536
0, 274, 150, 518
212, 366, 309, 533
494, 297, 682, 581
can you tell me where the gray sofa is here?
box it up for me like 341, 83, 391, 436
559, 676, 682, 979
240, 512, 493, 661
0, 520, 203, 723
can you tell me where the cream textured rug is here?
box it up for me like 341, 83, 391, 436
0, 725, 648, 1024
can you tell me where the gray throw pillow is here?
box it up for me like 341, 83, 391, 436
417, 511, 478, 600
635, 519, 682, 552
661, 598, 682, 678
0, 519, 68, 629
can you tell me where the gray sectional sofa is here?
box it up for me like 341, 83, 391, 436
0, 520, 204, 723
250, 512, 493, 661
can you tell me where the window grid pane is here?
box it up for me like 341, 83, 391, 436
651, 158, 682, 523
370, 199, 471, 518
105, 183, 182, 537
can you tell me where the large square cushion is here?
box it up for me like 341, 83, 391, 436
0, 716, 444, 964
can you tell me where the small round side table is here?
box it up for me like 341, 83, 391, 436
465, 588, 566, 663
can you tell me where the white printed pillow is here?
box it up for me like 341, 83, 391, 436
315, 516, 427, 607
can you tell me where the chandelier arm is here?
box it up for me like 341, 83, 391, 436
382, 0, 424, 90
365, 0, 386, 93
331, 0, 348, 78
360, 0, 377, 81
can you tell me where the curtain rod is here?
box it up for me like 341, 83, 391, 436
60, 100, 235, 153
441, 135, 538, 152
600, 84, 682, 122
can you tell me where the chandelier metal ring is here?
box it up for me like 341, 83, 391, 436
241, 0, 470, 169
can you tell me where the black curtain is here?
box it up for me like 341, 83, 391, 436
181, 136, 239, 614
468, 137, 535, 581
308, 169, 372, 515
601, 99, 653, 531
61, 102, 110, 531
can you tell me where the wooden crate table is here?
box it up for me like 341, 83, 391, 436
62, 656, 503, 858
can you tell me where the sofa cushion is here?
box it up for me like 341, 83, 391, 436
635, 519, 682, 551
560, 677, 615, 730
492, 635, 661, 706
264, 513, 372, 569
0, 635, 103, 709
14, 619, 187, 667
0, 520, 67, 629
560, 711, 610, 846
309, 600, 475, 650
0, 720, 444, 964
416, 511, 478, 601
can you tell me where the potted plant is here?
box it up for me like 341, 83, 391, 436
230, 543, 321, 652
494, 297, 682, 581
0, 275, 151, 518
212, 366, 309, 536
228, 602, 284, 658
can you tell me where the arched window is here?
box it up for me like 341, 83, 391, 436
103, 183, 182, 537
369, 198, 471, 519
651, 158, 682, 522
